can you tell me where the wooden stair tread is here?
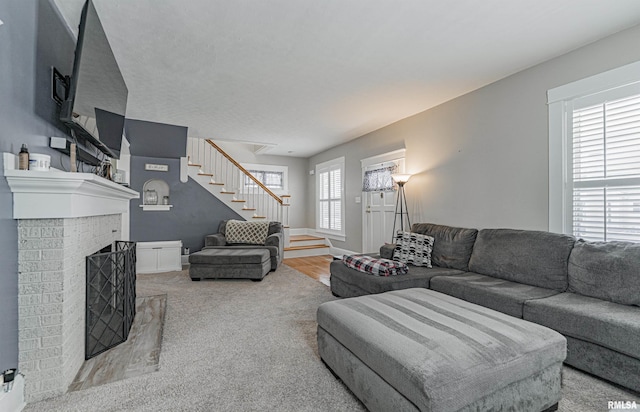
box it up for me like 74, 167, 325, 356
231, 199, 246, 203
188, 163, 202, 167
252, 216, 266, 219
242, 208, 256, 211
290, 235, 325, 242
220, 191, 235, 194
285, 244, 330, 251
198, 173, 213, 176
209, 182, 224, 185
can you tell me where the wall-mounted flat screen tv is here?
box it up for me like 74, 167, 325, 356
60, 0, 127, 159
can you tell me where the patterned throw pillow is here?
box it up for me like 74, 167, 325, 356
225, 220, 271, 245
342, 255, 409, 276
393, 231, 434, 267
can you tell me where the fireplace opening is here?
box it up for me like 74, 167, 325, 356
85, 241, 137, 359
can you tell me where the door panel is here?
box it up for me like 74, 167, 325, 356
364, 190, 396, 253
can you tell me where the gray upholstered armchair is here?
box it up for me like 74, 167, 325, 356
204, 220, 284, 270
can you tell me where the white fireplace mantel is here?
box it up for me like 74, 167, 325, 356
4, 155, 139, 219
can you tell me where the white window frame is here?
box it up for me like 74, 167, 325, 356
548, 60, 640, 237
241, 163, 288, 195
316, 156, 346, 241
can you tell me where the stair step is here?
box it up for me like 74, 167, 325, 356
290, 235, 324, 242
252, 216, 266, 219
209, 182, 224, 185
242, 207, 256, 211
188, 163, 202, 167
198, 173, 213, 176
231, 199, 246, 203
220, 191, 235, 194
285, 244, 330, 251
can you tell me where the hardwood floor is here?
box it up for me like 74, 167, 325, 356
283, 254, 333, 287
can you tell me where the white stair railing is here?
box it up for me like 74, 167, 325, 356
186, 138, 290, 226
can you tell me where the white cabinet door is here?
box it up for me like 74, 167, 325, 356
157, 246, 181, 272
136, 247, 159, 274
136, 241, 182, 273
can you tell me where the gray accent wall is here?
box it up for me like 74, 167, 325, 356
126, 119, 243, 252
309, 23, 640, 253
126, 119, 188, 158
0, 0, 75, 372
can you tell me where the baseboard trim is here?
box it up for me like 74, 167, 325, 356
329, 246, 359, 257
0, 373, 26, 412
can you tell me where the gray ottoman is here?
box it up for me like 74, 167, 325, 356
317, 288, 566, 412
189, 248, 271, 281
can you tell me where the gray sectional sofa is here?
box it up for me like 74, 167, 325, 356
329, 223, 640, 393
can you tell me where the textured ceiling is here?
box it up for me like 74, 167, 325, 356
53, 0, 640, 157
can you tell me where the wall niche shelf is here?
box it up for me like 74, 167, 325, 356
139, 204, 173, 211
141, 178, 171, 211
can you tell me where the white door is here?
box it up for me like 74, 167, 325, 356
363, 187, 397, 253
361, 151, 406, 253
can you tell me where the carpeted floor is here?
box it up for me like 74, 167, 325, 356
24, 265, 639, 411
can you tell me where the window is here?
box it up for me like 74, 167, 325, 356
548, 61, 640, 242
245, 170, 284, 190
241, 163, 288, 194
362, 164, 398, 192
316, 157, 345, 239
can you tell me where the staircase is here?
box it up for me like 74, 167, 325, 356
187, 138, 332, 258
284, 235, 330, 258
186, 138, 290, 225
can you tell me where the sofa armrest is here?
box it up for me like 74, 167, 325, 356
204, 233, 226, 247
380, 243, 396, 259
266, 232, 284, 261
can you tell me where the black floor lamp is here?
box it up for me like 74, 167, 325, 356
391, 173, 411, 241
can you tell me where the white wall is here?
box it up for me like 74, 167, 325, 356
308, 23, 640, 253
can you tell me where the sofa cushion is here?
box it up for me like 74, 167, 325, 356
204, 245, 278, 258
330, 260, 462, 297
524, 292, 640, 359
392, 231, 434, 267
568, 239, 640, 306
189, 248, 270, 265
342, 255, 409, 276
430, 272, 560, 318
468, 229, 575, 291
411, 223, 478, 271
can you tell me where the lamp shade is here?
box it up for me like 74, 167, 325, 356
391, 173, 412, 184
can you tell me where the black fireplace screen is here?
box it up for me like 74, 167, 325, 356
85, 241, 136, 359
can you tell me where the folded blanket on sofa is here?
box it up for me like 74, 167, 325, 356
342, 255, 409, 276
225, 220, 270, 245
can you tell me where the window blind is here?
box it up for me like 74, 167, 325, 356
317, 159, 343, 233
571, 93, 640, 242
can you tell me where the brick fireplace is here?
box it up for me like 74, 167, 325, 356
4, 157, 138, 402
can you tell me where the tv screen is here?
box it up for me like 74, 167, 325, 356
60, 0, 127, 159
